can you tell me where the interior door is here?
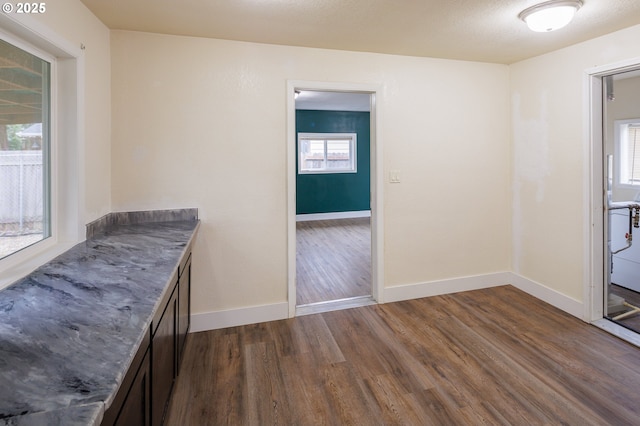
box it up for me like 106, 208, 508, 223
602, 70, 640, 329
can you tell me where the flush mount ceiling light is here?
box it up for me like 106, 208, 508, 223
519, 0, 583, 32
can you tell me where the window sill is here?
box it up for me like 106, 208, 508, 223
0, 238, 79, 290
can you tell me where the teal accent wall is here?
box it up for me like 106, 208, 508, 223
296, 110, 370, 215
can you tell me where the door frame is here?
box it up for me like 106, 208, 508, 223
586, 57, 640, 323
286, 80, 384, 317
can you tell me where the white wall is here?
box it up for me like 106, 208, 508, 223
510, 25, 640, 304
4, 0, 640, 329
110, 31, 511, 318
25, 0, 112, 223
18, 5, 640, 326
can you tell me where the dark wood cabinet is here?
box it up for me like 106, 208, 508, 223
102, 333, 151, 426
151, 283, 178, 426
102, 249, 192, 426
114, 349, 151, 426
177, 253, 191, 370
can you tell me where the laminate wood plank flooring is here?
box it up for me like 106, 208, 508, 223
296, 218, 371, 305
166, 285, 640, 425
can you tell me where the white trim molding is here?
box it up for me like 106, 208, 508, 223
190, 302, 289, 332
584, 67, 604, 323
189, 272, 586, 332
384, 272, 511, 303
384, 272, 584, 320
510, 273, 584, 318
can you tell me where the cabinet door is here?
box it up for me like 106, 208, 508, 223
115, 349, 151, 426
101, 332, 151, 426
152, 287, 177, 426
177, 254, 191, 370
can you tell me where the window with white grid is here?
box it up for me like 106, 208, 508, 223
617, 119, 640, 186
0, 37, 51, 260
298, 133, 357, 174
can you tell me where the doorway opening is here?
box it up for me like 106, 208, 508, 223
588, 61, 640, 345
602, 68, 640, 335
286, 81, 383, 317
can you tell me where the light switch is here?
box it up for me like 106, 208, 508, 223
390, 170, 401, 183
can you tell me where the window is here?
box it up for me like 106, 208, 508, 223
0, 38, 51, 260
616, 119, 640, 186
298, 133, 357, 174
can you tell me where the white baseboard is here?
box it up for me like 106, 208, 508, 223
384, 272, 584, 319
296, 210, 371, 222
190, 301, 289, 332
383, 272, 511, 303
190, 273, 585, 333
509, 273, 584, 318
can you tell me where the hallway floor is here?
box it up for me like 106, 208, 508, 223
296, 217, 371, 305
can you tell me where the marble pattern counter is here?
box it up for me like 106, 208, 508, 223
0, 210, 199, 425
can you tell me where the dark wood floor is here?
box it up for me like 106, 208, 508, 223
609, 283, 640, 332
296, 218, 371, 305
166, 285, 640, 425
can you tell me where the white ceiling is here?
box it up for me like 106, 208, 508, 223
80, 0, 640, 64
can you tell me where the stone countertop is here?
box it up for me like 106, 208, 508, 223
0, 218, 199, 425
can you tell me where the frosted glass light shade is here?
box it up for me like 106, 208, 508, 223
519, 0, 583, 32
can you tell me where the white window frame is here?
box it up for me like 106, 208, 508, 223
0, 15, 84, 290
298, 132, 357, 174
614, 118, 640, 188
0, 35, 53, 261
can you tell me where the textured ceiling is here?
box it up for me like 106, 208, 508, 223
79, 0, 640, 64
